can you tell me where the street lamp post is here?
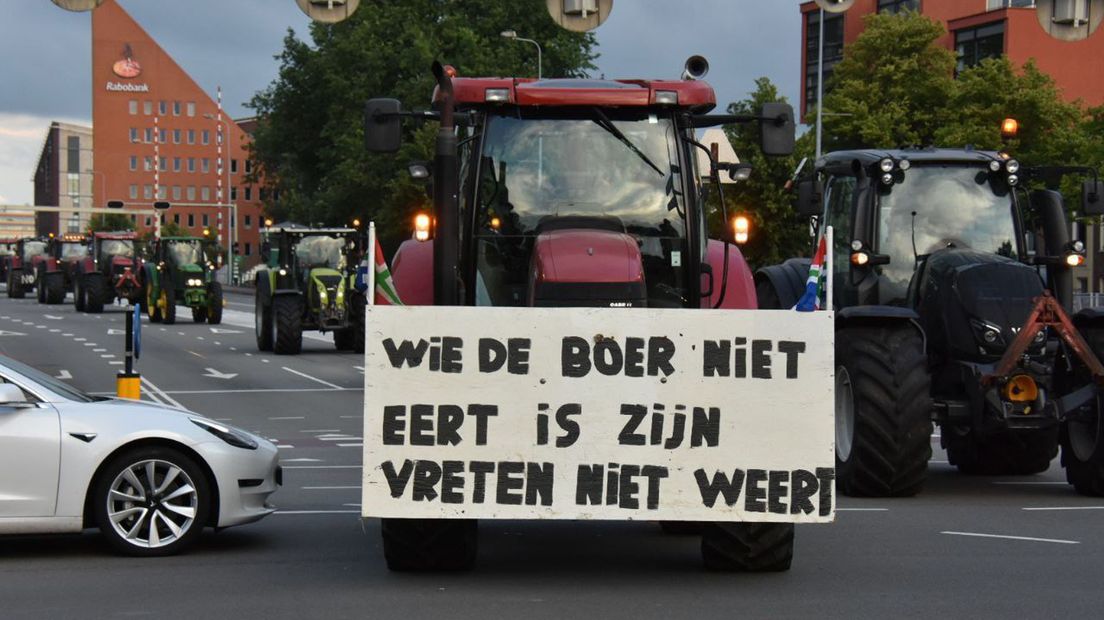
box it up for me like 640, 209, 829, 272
500, 30, 542, 79
204, 113, 237, 285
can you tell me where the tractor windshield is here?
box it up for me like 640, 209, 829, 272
0, 244, 14, 256
474, 110, 689, 307
876, 165, 1018, 303
22, 241, 47, 261
60, 243, 86, 259
294, 235, 346, 271
99, 239, 134, 260
167, 240, 204, 266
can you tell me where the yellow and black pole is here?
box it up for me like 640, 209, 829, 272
116, 304, 141, 399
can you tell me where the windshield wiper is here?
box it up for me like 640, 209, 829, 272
591, 107, 664, 177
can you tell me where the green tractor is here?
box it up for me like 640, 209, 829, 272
143, 236, 224, 325
254, 226, 366, 355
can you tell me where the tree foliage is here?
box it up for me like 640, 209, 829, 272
248, 0, 597, 251
87, 213, 134, 233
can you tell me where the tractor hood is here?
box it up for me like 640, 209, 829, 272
178, 263, 203, 273
528, 227, 646, 307
915, 249, 1044, 361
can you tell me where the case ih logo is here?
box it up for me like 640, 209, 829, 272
112, 43, 141, 78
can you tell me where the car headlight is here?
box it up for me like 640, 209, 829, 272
191, 418, 258, 450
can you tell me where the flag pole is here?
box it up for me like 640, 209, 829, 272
368, 221, 377, 307
826, 225, 834, 313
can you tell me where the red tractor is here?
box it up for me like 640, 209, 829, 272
0, 237, 18, 284
72, 231, 143, 313
4, 237, 49, 299
364, 59, 796, 571
35, 233, 89, 305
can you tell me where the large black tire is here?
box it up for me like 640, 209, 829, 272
333, 329, 355, 351
350, 293, 366, 354
659, 521, 701, 535
945, 427, 1057, 475
9, 269, 24, 299
35, 267, 46, 303
72, 274, 85, 311
206, 281, 223, 325
44, 273, 65, 304
5, 268, 12, 298
835, 325, 932, 497
381, 518, 477, 571
701, 523, 794, 572
1061, 325, 1104, 495
84, 275, 106, 313
144, 278, 162, 323
161, 287, 176, 325
255, 277, 274, 352
273, 295, 303, 355
192, 307, 207, 323
91, 445, 211, 557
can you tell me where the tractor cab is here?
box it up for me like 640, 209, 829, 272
49, 234, 90, 261
143, 236, 222, 325
20, 238, 49, 264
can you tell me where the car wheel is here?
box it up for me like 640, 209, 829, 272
93, 446, 211, 557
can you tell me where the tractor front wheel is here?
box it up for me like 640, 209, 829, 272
255, 280, 273, 352
1062, 325, 1104, 495
273, 295, 303, 355
73, 275, 85, 311
835, 325, 932, 497
9, 269, 24, 299
381, 518, 477, 571
35, 267, 46, 303
206, 281, 223, 325
84, 275, 106, 313
351, 293, 366, 354
700, 523, 794, 572
145, 280, 162, 323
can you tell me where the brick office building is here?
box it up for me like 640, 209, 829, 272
33, 121, 95, 235
90, 0, 266, 266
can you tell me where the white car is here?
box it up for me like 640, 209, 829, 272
0, 356, 280, 556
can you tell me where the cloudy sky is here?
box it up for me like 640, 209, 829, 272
0, 0, 801, 205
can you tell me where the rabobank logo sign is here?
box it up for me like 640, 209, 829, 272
106, 42, 149, 92
106, 82, 150, 93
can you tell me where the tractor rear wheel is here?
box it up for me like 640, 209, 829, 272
84, 275, 105, 313
351, 293, 366, 354
160, 289, 176, 325
206, 282, 223, 325
835, 325, 932, 497
255, 279, 273, 352
35, 268, 46, 303
73, 275, 85, 310
273, 295, 303, 355
381, 518, 477, 571
701, 522, 794, 572
145, 280, 162, 323
44, 273, 65, 304
945, 428, 1057, 475
1062, 325, 1104, 496
9, 269, 24, 299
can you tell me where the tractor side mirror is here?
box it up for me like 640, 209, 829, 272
364, 98, 403, 153
759, 102, 795, 157
1083, 180, 1104, 216
795, 179, 822, 217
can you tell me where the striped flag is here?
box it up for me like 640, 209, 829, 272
794, 234, 827, 312
373, 237, 403, 306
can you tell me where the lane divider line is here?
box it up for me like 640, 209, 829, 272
1022, 506, 1104, 511
282, 366, 343, 390
940, 531, 1079, 544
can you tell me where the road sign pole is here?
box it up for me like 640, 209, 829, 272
116, 304, 141, 399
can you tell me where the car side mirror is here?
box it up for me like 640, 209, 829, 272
364, 98, 403, 153
0, 383, 29, 406
759, 102, 795, 157
1083, 180, 1104, 216
796, 179, 822, 217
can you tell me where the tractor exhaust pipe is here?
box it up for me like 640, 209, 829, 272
682, 55, 709, 81
431, 61, 460, 306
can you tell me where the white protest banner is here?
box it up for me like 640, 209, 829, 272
362, 306, 835, 523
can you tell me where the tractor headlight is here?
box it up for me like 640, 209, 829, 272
278, 268, 287, 276
190, 418, 258, 450
1006, 159, 1020, 174
879, 158, 895, 173
970, 319, 1004, 348
318, 287, 328, 304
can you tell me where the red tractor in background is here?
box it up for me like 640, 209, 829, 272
72, 231, 143, 313
4, 237, 49, 299
364, 58, 796, 571
35, 233, 88, 305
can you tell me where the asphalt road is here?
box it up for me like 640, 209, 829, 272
1, 289, 1103, 619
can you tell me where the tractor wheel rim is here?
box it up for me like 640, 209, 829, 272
835, 366, 855, 463
106, 459, 197, 549
1070, 398, 1101, 462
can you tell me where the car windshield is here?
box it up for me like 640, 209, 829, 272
294, 235, 346, 270
61, 242, 86, 259
877, 165, 1017, 303
475, 110, 689, 307
100, 239, 134, 260
22, 241, 47, 261
167, 240, 204, 266
0, 355, 100, 403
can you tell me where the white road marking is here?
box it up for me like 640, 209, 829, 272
109, 361, 124, 365
62, 333, 73, 337
152, 387, 360, 395
303, 486, 360, 490
210, 327, 243, 334
197, 336, 205, 340
100, 354, 115, 358
230, 347, 237, 351
214, 341, 221, 346
930, 460, 950, 464
274, 510, 360, 515
201, 367, 238, 380
337, 443, 363, 447
262, 359, 270, 363
836, 508, 889, 512
43, 315, 63, 320
83, 343, 97, 347
93, 348, 107, 352
35, 325, 45, 329
277, 445, 296, 449
301, 429, 340, 433
245, 352, 253, 357
281, 465, 360, 470
75, 337, 86, 341
107, 328, 124, 335
941, 531, 1078, 545
342, 503, 362, 507
55, 369, 73, 380
339, 415, 362, 419
282, 366, 343, 390
995, 481, 1066, 486
1022, 506, 1104, 511
140, 377, 186, 409
159, 328, 166, 331
269, 416, 306, 420
0, 330, 26, 336
49, 329, 60, 333
177, 332, 185, 336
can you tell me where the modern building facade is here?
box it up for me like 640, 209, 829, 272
32, 122, 95, 236
800, 0, 1104, 120
90, 0, 265, 265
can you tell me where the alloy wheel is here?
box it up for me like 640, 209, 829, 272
106, 459, 198, 549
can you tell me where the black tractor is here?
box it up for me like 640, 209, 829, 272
254, 226, 366, 355
757, 148, 1104, 497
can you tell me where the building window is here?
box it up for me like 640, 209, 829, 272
187, 102, 196, 117
144, 156, 153, 172
159, 101, 167, 115
245, 242, 252, 257
188, 158, 196, 173
244, 214, 252, 229
130, 214, 137, 224
145, 128, 153, 143
129, 100, 138, 115
157, 186, 167, 200
201, 130, 210, 145
187, 129, 195, 145
173, 101, 181, 116
245, 160, 253, 174
202, 158, 210, 173
67, 172, 79, 197
159, 157, 167, 171
244, 187, 253, 201
878, 0, 920, 12
987, 0, 1036, 8
129, 156, 138, 171
130, 127, 139, 143
173, 213, 180, 224
143, 185, 153, 200
956, 21, 1005, 71
143, 100, 152, 115
173, 157, 181, 172
187, 186, 196, 201
145, 216, 152, 227
230, 159, 238, 174
805, 10, 845, 115
129, 184, 138, 199
202, 214, 209, 227
172, 186, 181, 201
173, 129, 181, 144
230, 215, 235, 229
230, 186, 238, 201
161, 214, 166, 225
188, 214, 195, 227
201, 187, 210, 201
158, 128, 166, 144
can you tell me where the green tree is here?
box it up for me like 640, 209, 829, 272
87, 213, 134, 233
821, 11, 956, 150
721, 78, 815, 268
248, 0, 597, 251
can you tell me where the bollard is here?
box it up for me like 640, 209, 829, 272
116, 304, 141, 399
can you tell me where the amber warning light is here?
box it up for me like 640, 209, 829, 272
414, 213, 432, 242
1001, 118, 1019, 139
